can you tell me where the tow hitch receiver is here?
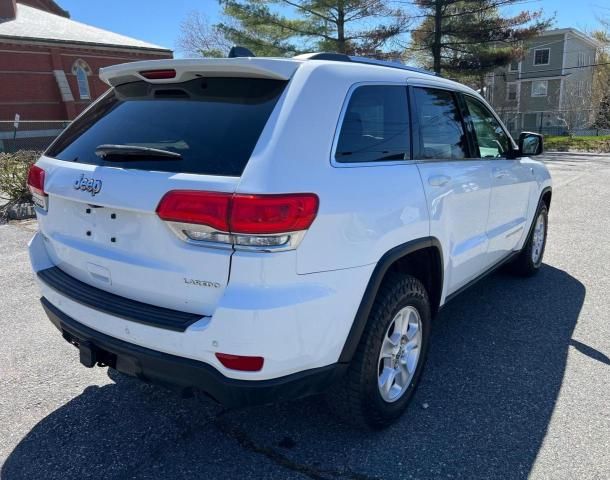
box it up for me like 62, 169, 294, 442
62, 330, 116, 368
79, 340, 97, 368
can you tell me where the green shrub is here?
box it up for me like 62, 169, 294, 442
0, 151, 41, 205
544, 135, 610, 153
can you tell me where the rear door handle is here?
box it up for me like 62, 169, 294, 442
428, 175, 451, 187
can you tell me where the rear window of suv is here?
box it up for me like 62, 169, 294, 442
46, 77, 287, 176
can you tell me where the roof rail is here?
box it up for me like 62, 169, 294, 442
349, 56, 439, 77
294, 52, 352, 61
294, 52, 439, 77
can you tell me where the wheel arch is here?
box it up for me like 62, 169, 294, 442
541, 187, 552, 211
338, 237, 443, 363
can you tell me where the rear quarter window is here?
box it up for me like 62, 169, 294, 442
46, 77, 287, 176
334, 85, 411, 163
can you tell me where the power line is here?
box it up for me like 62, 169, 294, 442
482, 61, 610, 79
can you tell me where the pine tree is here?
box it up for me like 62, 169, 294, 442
190, 0, 411, 58
410, 1, 553, 82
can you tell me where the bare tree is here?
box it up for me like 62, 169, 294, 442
591, 30, 610, 129
177, 11, 233, 58
559, 81, 596, 135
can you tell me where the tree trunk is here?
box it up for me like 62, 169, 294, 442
337, 0, 345, 53
432, 0, 443, 74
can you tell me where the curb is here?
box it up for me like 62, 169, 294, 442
544, 151, 610, 157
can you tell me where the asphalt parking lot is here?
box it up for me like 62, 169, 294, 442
1, 152, 609, 480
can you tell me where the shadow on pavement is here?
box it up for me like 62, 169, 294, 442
2, 265, 585, 479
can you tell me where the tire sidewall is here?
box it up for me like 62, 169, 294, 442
365, 290, 431, 422
527, 204, 549, 270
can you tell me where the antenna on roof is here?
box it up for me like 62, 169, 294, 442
228, 46, 255, 58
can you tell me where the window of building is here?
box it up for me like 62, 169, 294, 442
531, 80, 548, 97
509, 60, 520, 72
75, 67, 90, 99
335, 85, 410, 163
72, 59, 92, 100
534, 48, 550, 66
412, 87, 468, 160
577, 52, 586, 67
506, 82, 518, 101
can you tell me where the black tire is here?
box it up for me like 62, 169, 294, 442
510, 203, 548, 277
327, 273, 431, 430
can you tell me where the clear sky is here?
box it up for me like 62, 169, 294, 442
58, 0, 609, 56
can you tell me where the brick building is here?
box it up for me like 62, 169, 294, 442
0, 0, 172, 122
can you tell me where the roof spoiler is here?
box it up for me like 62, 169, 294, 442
99, 58, 299, 87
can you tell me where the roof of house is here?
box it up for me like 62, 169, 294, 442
539, 28, 603, 49
0, 3, 171, 52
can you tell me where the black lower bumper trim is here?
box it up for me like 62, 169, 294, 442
41, 297, 346, 408
37, 267, 201, 332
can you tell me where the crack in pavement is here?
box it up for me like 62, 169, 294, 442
213, 415, 380, 480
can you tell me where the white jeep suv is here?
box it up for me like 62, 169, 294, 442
27, 53, 551, 429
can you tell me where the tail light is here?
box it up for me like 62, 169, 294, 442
27, 164, 48, 210
156, 191, 319, 251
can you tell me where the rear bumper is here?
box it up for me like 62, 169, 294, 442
41, 297, 346, 408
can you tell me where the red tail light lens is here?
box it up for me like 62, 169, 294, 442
215, 353, 264, 372
231, 193, 319, 234
27, 164, 48, 211
156, 191, 230, 231
156, 191, 318, 235
27, 164, 46, 196
139, 69, 176, 80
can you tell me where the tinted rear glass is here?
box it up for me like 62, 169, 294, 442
335, 85, 410, 163
46, 77, 287, 176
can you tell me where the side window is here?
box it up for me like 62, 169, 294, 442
335, 85, 410, 163
463, 96, 510, 158
412, 87, 468, 160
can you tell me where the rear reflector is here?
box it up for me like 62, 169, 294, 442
27, 164, 48, 210
215, 353, 264, 371
139, 69, 176, 80
156, 191, 319, 235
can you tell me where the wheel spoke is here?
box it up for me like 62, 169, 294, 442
398, 363, 410, 387
379, 366, 398, 394
381, 332, 401, 357
405, 348, 419, 373
406, 313, 419, 339
404, 336, 419, 352
392, 310, 407, 335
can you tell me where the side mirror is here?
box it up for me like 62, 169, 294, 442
518, 132, 544, 156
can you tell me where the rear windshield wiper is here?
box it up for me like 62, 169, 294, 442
95, 144, 182, 161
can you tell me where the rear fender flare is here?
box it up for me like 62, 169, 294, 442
338, 237, 443, 363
